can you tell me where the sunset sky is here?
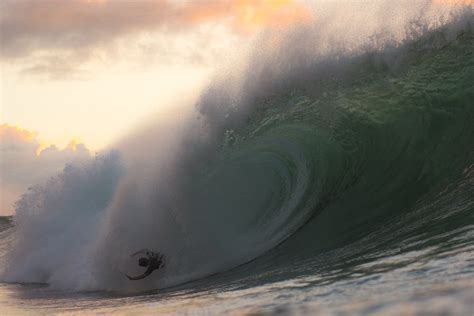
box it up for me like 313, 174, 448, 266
1, 0, 313, 151
0, 0, 317, 215
0, 0, 471, 215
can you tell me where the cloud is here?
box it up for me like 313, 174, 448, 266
1, 0, 470, 78
0, 124, 91, 215
0, 0, 168, 59
0, 0, 312, 76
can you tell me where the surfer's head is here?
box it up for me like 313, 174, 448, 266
138, 257, 150, 267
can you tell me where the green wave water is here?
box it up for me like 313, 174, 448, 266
194, 22, 474, 287
213, 22, 474, 249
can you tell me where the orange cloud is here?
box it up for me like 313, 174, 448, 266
433, 0, 473, 4
67, 139, 84, 152
0, 124, 38, 143
0, 124, 85, 155
234, 0, 312, 33
0, 124, 49, 155
186, 0, 313, 34
0, 0, 312, 60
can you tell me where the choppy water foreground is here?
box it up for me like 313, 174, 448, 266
1, 8, 473, 316
0, 223, 473, 315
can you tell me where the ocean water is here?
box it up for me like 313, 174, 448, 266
0, 8, 473, 315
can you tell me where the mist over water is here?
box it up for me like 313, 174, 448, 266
0, 3, 473, 314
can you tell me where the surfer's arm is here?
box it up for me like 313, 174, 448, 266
126, 266, 155, 281
126, 273, 147, 281
129, 249, 151, 257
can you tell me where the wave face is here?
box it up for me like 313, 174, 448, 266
1, 8, 473, 294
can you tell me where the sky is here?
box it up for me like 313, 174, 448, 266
0, 0, 315, 215
0, 0, 316, 149
0, 0, 471, 215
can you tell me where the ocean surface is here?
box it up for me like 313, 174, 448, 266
1, 9, 473, 315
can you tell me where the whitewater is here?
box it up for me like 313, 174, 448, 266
1, 4, 473, 315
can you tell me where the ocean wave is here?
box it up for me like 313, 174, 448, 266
1, 8, 473, 294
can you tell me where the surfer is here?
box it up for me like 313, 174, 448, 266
126, 250, 165, 280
